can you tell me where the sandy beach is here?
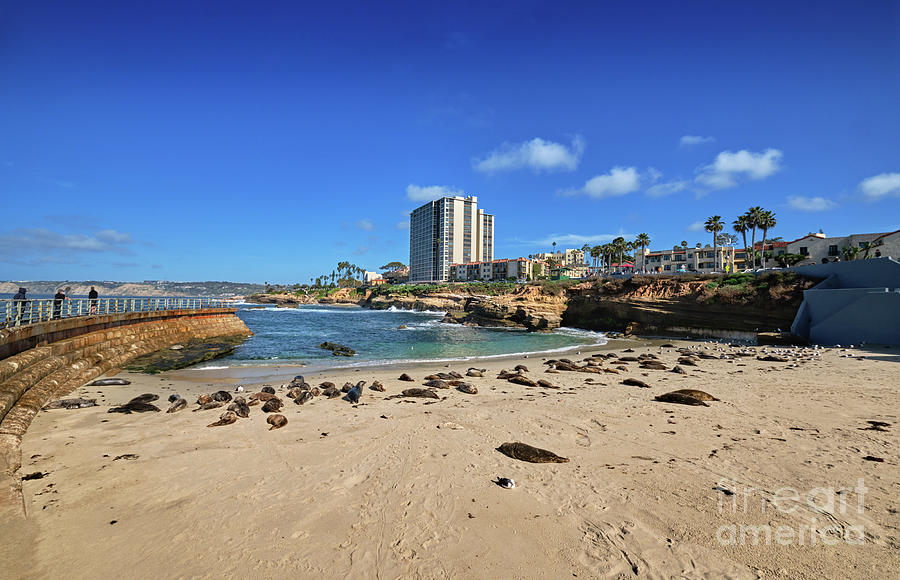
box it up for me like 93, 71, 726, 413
5, 339, 899, 579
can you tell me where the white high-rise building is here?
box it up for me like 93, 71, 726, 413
409, 196, 494, 282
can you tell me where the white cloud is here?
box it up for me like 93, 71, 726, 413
406, 184, 464, 202
786, 195, 837, 212
395, 220, 409, 230
696, 148, 783, 190
355, 219, 374, 231
679, 135, 715, 147
686, 221, 705, 232
859, 172, 900, 200
646, 180, 689, 197
524, 233, 634, 247
0, 228, 135, 261
563, 166, 641, 199
473, 136, 585, 173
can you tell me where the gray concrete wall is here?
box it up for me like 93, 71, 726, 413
788, 257, 900, 289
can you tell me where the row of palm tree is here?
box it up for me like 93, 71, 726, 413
730, 207, 777, 269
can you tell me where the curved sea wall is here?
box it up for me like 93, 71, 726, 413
0, 309, 251, 517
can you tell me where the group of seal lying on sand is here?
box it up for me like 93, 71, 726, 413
108, 393, 160, 414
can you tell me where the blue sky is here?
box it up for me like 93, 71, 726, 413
2, 1, 898, 283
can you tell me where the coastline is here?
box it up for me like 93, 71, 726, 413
8, 339, 899, 578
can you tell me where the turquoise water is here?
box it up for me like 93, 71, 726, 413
202, 303, 606, 371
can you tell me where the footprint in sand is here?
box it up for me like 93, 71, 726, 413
576, 431, 591, 447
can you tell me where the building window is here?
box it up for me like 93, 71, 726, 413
828, 245, 839, 256
664, 265, 671, 271
799, 247, 808, 256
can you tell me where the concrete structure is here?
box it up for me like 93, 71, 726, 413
1, 305, 252, 522
637, 246, 736, 274
363, 271, 382, 284
409, 196, 494, 282
789, 258, 900, 345
449, 258, 532, 282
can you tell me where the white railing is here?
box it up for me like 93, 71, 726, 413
1, 297, 238, 329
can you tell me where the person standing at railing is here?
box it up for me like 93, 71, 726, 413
13, 287, 29, 326
88, 286, 99, 315
52, 288, 66, 319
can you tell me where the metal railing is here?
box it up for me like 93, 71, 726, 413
1, 297, 239, 329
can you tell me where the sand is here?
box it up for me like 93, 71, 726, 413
4, 340, 899, 579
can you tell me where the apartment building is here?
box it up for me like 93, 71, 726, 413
637, 246, 736, 273
409, 196, 494, 282
785, 230, 900, 264
532, 248, 585, 267
449, 258, 533, 282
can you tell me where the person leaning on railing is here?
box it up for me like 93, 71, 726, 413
88, 286, 99, 314
13, 287, 29, 326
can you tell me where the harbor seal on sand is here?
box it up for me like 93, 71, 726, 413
166, 398, 187, 413
398, 373, 415, 382
261, 386, 276, 394
194, 401, 224, 411
669, 389, 719, 401
322, 386, 342, 398
401, 388, 439, 399
622, 378, 651, 388
211, 390, 232, 402
267, 414, 287, 430
424, 379, 450, 389
227, 400, 250, 418
319, 381, 336, 390
262, 398, 283, 413
89, 378, 131, 386
370, 380, 385, 392
497, 442, 569, 464
296, 390, 314, 405
654, 392, 709, 406
129, 393, 158, 403
208, 411, 237, 427
341, 382, 354, 393
457, 383, 477, 394
347, 385, 361, 404
197, 394, 213, 405
250, 392, 277, 402
43, 398, 97, 410
108, 401, 160, 414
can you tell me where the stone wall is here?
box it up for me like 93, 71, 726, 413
0, 310, 251, 519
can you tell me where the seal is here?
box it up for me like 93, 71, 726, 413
208, 410, 237, 427
211, 390, 232, 403
193, 401, 224, 411
250, 392, 277, 402
43, 398, 97, 410
166, 398, 187, 413
457, 383, 477, 394
370, 380, 385, 392
296, 390, 314, 405
129, 393, 159, 403
168, 393, 180, 403
261, 386, 276, 395
400, 388, 438, 399
669, 389, 719, 401
261, 397, 283, 413
514, 364, 529, 372
322, 386, 342, 398
267, 414, 288, 430
287, 387, 304, 400
346, 385, 361, 404
497, 442, 569, 463
227, 400, 250, 418
622, 378, 651, 388
319, 381, 336, 390
398, 373, 415, 382
197, 394, 213, 405
424, 379, 450, 389
341, 382, 354, 393
108, 401, 161, 414
653, 392, 709, 406
88, 378, 131, 386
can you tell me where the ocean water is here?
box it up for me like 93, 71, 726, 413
200, 303, 607, 370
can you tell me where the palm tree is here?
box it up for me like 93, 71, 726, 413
590, 245, 601, 274
745, 207, 764, 268
552, 241, 557, 255
704, 215, 725, 272
733, 215, 750, 269
611, 237, 626, 273
841, 246, 861, 261
635, 233, 651, 273
757, 210, 776, 268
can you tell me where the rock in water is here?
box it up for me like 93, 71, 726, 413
88, 378, 131, 386
166, 398, 187, 413
318, 342, 355, 356
457, 383, 477, 394
401, 388, 439, 399
669, 389, 719, 401
398, 373, 415, 382
622, 378, 651, 388
267, 414, 288, 430
654, 392, 709, 406
208, 411, 238, 427
497, 442, 569, 464
370, 380, 385, 392
261, 398, 283, 413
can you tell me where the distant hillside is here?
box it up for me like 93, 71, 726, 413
0, 280, 265, 297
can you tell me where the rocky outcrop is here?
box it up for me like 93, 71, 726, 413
245, 293, 317, 305
442, 290, 566, 332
